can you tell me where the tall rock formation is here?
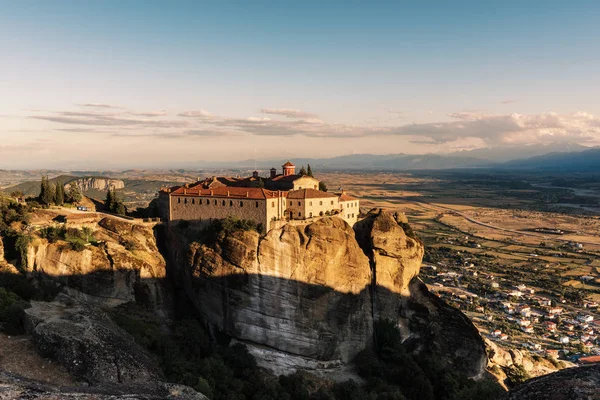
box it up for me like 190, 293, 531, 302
168, 210, 487, 378
64, 177, 125, 192
24, 216, 167, 310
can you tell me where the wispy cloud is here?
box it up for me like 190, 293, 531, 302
260, 108, 318, 119
128, 110, 168, 117
26, 104, 600, 147
77, 103, 122, 109
178, 110, 213, 118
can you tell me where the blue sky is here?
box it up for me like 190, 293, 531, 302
1, 0, 599, 168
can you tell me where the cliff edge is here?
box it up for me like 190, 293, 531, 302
168, 210, 487, 378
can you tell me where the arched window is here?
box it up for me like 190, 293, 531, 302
256, 201, 259, 208
214, 200, 217, 205
298, 202, 301, 206
299, 212, 301, 217
222, 200, 225, 206
240, 201, 243, 207
184, 198, 187, 204
178, 198, 181, 203
192, 198, 195, 204
230, 200, 233, 206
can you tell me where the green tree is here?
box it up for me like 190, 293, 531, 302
307, 164, 313, 177
55, 181, 65, 206
105, 188, 114, 211
67, 184, 82, 204
299, 165, 307, 176
318, 181, 328, 192
39, 176, 54, 205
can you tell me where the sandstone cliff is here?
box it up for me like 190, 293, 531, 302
168, 210, 487, 378
24, 215, 167, 310
64, 177, 125, 193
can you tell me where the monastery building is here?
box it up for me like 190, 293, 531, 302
159, 162, 359, 231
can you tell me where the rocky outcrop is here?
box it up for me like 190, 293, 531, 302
24, 294, 162, 384
25, 217, 166, 309
485, 338, 567, 380
186, 217, 373, 362
169, 210, 487, 378
0, 371, 207, 400
505, 364, 600, 400
64, 177, 125, 193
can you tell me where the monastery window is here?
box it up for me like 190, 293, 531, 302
222, 200, 225, 206
330, 200, 334, 205
309, 201, 312, 206
299, 212, 301, 217
178, 198, 181, 204
309, 212, 313, 217
214, 200, 217, 205
298, 202, 301, 206
230, 200, 233, 207
192, 199, 195, 204
319, 201, 322, 206
319, 211, 324, 216
184, 198, 187, 204
240, 201, 243, 207
272, 201, 275, 208
352, 213, 355, 218
256, 201, 259, 208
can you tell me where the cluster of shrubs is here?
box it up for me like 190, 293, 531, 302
39, 225, 95, 251
112, 309, 505, 400
199, 217, 264, 246
0, 196, 34, 270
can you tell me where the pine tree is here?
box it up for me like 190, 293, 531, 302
55, 180, 65, 206
299, 165, 307, 176
319, 181, 328, 192
307, 164, 313, 177
67, 184, 82, 204
39, 176, 54, 205
105, 188, 114, 212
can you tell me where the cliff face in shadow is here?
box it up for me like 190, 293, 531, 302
166, 210, 487, 378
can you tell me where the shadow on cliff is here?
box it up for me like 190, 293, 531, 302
2, 264, 487, 381
167, 268, 487, 378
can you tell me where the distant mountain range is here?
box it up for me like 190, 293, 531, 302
203, 143, 600, 172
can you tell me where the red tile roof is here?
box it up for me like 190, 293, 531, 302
338, 192, 358, 201
282, 161, 295, 167
287, 189, 337, 199
171, 185, 285, 200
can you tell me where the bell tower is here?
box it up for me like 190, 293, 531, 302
282, 161, 295, 177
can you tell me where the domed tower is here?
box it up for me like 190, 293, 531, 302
282, 161, 295, 177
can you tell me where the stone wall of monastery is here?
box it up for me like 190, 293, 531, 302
170, 195, 270, 227
339, 199, 359, 226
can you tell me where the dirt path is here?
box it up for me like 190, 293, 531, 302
0, 333, 74, 386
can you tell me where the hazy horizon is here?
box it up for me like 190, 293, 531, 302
2, 1, 600, 169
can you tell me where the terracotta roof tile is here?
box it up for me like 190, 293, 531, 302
171, 186, 285, 200
282, 161, 295, 167
287, 189, 337, 199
